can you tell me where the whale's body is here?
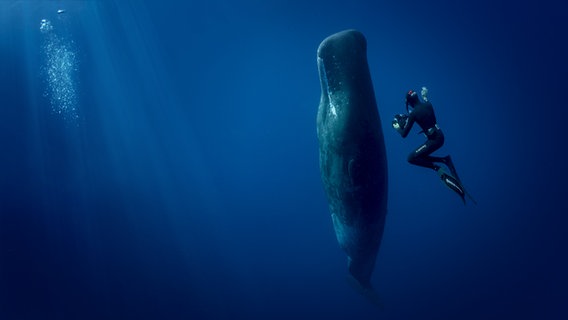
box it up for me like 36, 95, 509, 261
317, 30, 388, 289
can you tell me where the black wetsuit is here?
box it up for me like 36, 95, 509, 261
400, 101, 445, 170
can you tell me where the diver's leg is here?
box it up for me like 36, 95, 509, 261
429, 155, 447, 164
424, 155, 447, 169
407, 137, 445, 170
407, 140, 442, 170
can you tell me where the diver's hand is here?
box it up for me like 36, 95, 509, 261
392, 122, 400, 130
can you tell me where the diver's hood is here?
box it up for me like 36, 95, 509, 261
405, 90, 419, 112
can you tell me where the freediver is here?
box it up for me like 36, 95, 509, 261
392, 88, 474, 204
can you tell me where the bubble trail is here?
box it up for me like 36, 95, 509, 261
40, 18, 79, 121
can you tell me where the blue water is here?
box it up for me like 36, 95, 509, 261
1, 1, 567, 319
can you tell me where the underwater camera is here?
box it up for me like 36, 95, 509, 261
392, 113, 408, 134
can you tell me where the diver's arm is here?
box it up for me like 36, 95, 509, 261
400, 112, 415, 138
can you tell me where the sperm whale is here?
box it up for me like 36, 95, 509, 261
316, 29, 388, 299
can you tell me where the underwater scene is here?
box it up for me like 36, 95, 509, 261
1, 1, 567, 319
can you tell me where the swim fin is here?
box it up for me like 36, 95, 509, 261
437, 168, 466, 204
441, 156, 477, 205
442, 156, 461, 182
437, 163, 477, 205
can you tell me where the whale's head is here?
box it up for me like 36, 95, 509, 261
317, 29, 369, 99
316, 29, 379, 147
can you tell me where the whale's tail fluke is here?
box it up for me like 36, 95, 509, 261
346, 274, 383, 309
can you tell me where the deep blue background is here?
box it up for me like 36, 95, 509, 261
1, 1, 567, 319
